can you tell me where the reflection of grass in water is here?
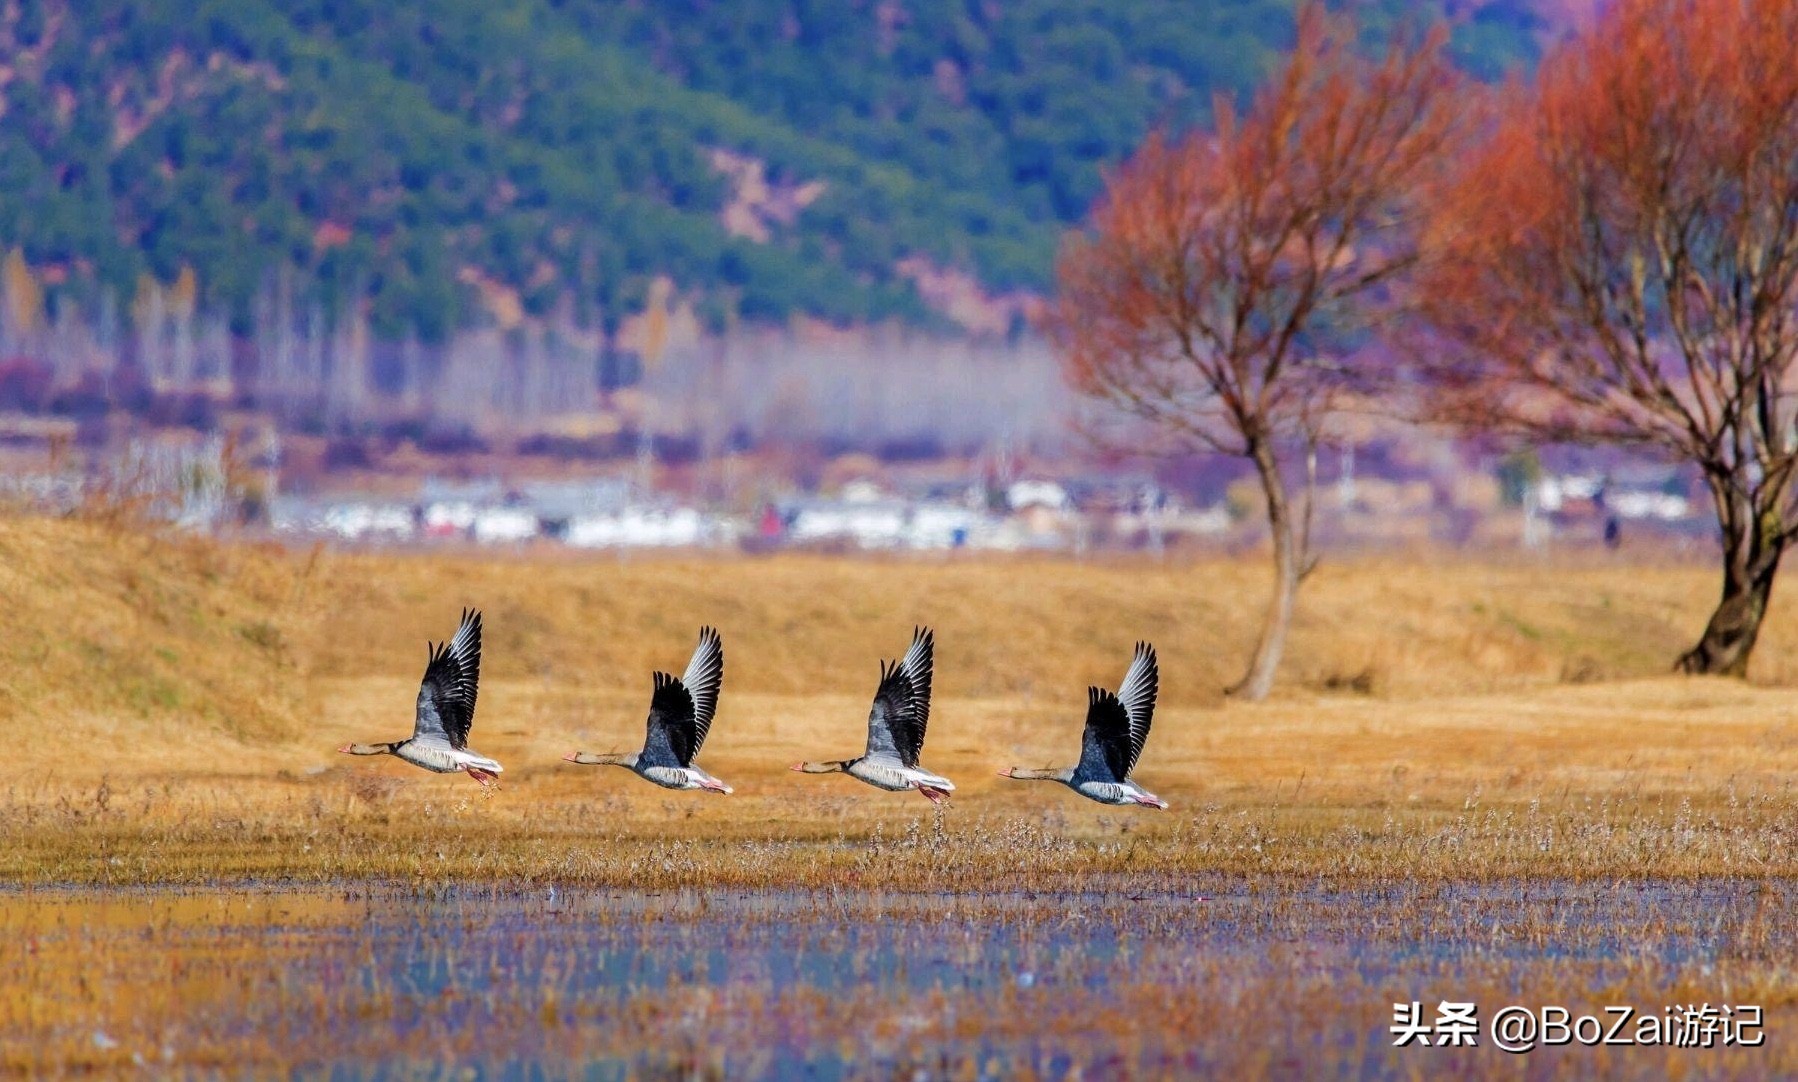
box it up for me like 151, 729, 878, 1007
5, 882, 1796, 1076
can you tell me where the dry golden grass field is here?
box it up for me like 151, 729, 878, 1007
5, 513, 1798, 884
7, 515, 1798, 1076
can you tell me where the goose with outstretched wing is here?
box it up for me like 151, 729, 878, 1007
793, 626, 954, 804
1001, 641, 1166, 808
339, 609, 502, 787
566, 627, 731, 793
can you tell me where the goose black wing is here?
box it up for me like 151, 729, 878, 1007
1074, 687, 1131, 783
896, 626, 934, 764
865, 659, 919, 766
1074, 642, 1158, 782
414, 609, 482, 750
642, 627, 725, 768
1115, 641, 1159, 775
642, 672, 695, 768
680, 627, 724, 759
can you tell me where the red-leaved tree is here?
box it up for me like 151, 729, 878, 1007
1419, 0, 1798, 675
1053, 6, 1458, 700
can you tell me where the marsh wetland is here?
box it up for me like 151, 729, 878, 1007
6, 877, 1793, 1077
12, 523, 1798, 1075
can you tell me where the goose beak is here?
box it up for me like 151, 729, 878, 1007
562, 752, 580, 763
997, 768, 1014, 777
789, 762, 804, 771
336, 744, 352, 754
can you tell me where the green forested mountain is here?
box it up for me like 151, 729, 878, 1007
0, 1, 1540, 340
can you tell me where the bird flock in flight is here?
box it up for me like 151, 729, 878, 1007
339, 609, 1169, 809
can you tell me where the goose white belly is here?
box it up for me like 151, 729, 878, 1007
1072, 778, 1165, 808
1072, 780, 1139, 804
638, 765, 732, 792
848, 760, 955, 792
397, 741, 503, 775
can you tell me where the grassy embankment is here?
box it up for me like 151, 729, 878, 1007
4, 513, 1797, 886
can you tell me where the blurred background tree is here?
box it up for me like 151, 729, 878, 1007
1054, 5, 1460, 700
1418, 0, 1798, 676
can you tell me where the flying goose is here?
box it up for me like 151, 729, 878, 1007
792, 626, 954, 803
565, 626, 732, 793
1001, 642, 1166, 808
338, 608, 502, 787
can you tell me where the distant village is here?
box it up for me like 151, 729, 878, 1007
0, 416, 1711, 557
265, 464, 1706, 555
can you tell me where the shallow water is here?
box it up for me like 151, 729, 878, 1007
4, 878, 1791, 1078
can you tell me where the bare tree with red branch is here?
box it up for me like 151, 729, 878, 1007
1419, 0, 1798, 675
1053, 6, 1458, 700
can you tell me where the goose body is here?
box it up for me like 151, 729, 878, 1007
566, 627, 732, 794
1004, 768, 1166, 808
339, 609, 501, 786
793, 627, 954, 804
394, 739, 503, 777
845, 759, 956, 794
1001, 642, 1166, 809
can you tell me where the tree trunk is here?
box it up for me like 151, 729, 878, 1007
1228, 440, 1301, 701
1676, 546, 1781, 676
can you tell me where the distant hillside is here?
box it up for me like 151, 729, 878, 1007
0, 1, 1542, 339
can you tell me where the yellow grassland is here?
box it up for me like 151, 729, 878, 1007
4, 514, 1798, 885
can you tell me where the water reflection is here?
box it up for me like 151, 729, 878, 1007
3, 878, 1789, 1078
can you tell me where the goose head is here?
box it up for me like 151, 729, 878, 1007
791, 760, 848, 774
565, 752, 632, 767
